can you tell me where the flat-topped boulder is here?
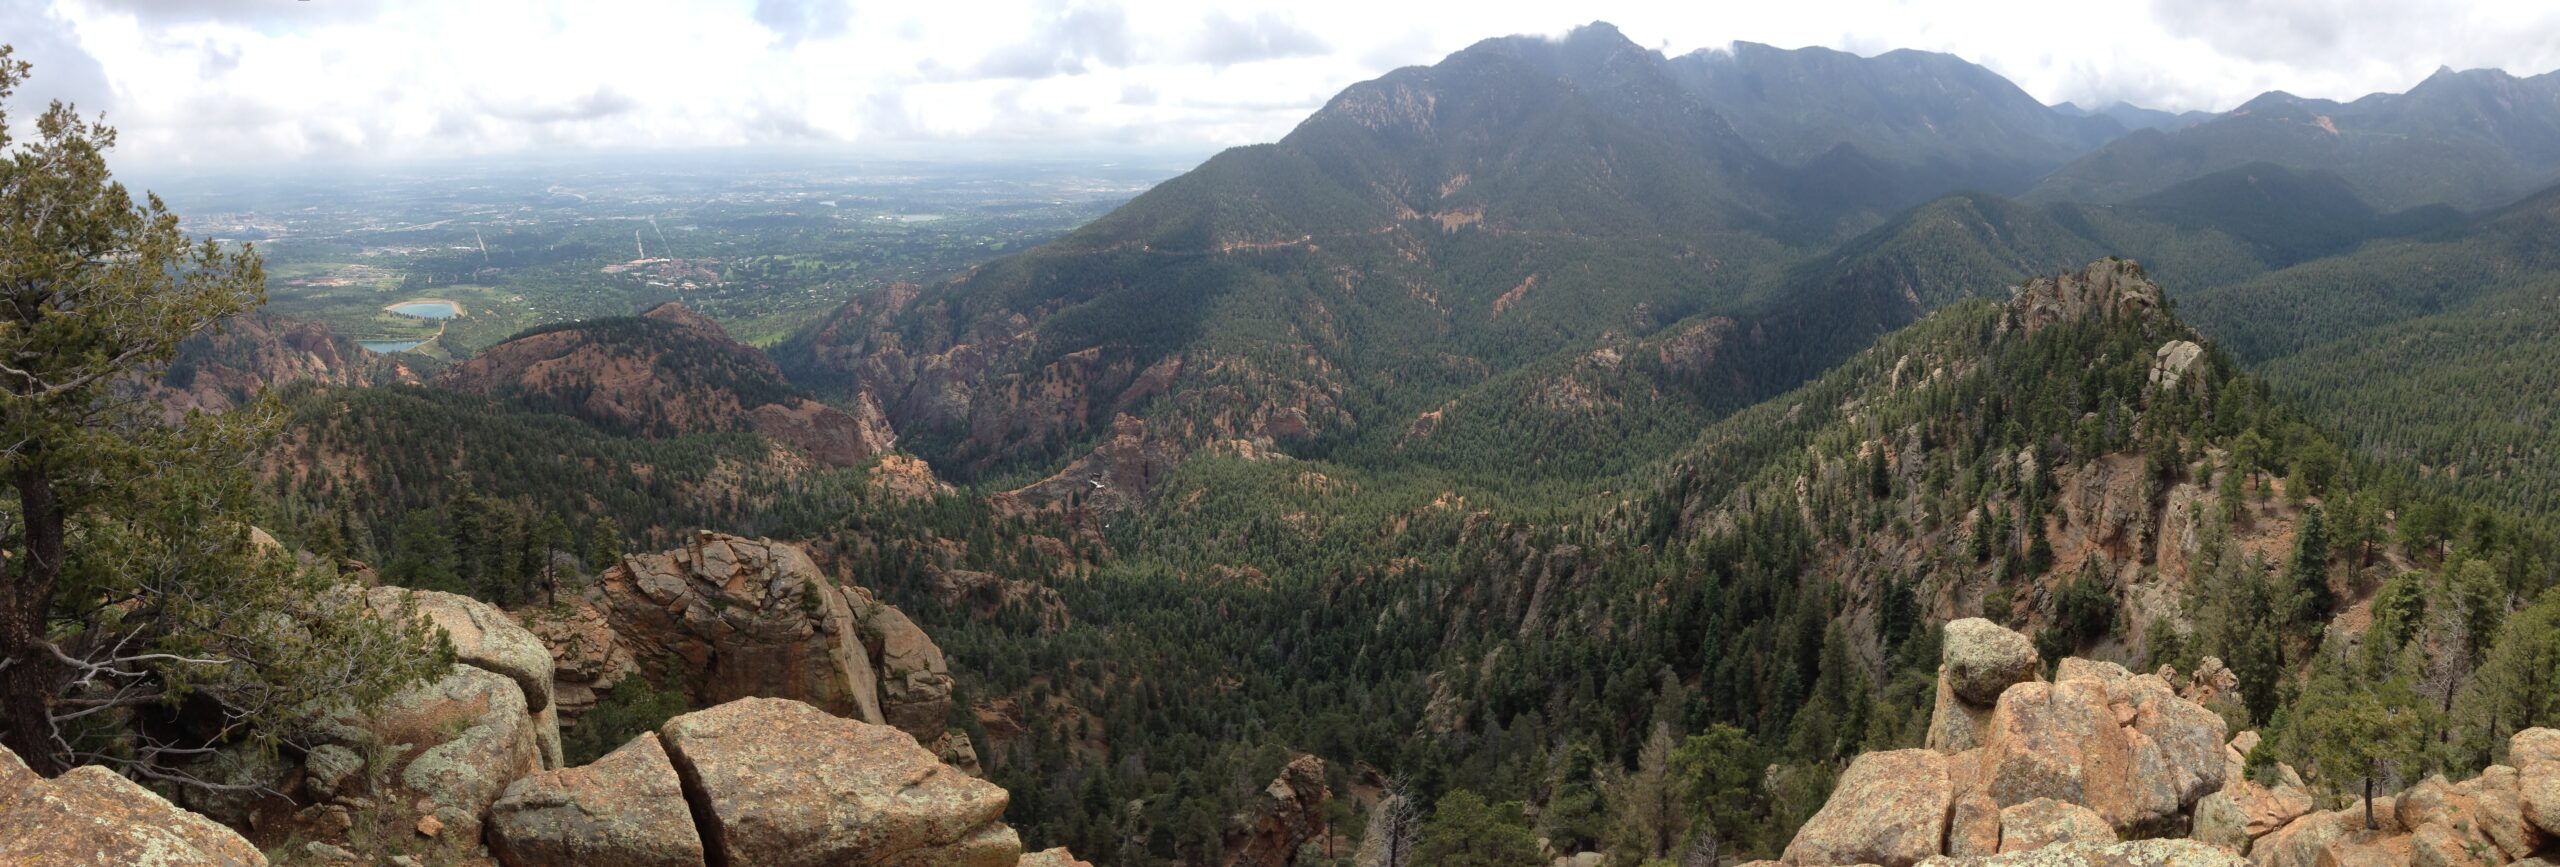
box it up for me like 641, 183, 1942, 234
0, 747, 267, 867
488, 733, 706, 867
660, 697, 1018, 867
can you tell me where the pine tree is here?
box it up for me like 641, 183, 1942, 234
1671, 724, 1765, 865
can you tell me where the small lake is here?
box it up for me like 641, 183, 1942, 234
386, 300, 461, 319
358, 340, 426, 353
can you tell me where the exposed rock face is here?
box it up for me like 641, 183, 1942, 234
1920, 839, 2246, 865
524, 595, 639, 720
366, 586, 565, 771
1977, 668, 2225, 836
2001, 259, 2165, 336
2524, 730, 2560, 839
860, 601, 958, 742
371, 587, 557, 721
1224, 754, 1332, 867
488, 733, 706, 867
1998, 798, 2115, 853
486, 697, 1046, 867
596, 531, 888, 724
0, 746, 268, 866
1784, 749, 1952, 867
2150, 340, 2205, 391
660, 698, 1018, 867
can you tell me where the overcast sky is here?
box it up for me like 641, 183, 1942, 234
8, 0, 2559, 171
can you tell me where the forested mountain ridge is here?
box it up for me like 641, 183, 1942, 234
2031, 65, 2560, 211
773, 21, 2183, 497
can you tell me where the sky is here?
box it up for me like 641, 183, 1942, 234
6, 0, 2560, 171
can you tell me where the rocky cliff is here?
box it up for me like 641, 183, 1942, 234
1775, 619, 2560, 867
439, 303, 901, 468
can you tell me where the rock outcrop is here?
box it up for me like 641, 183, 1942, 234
592, 531, 888, 723
490, 697, 1025, 867
1998, 798, 2116, 853
0, 744, 268, 866
860, 600, 959, 742
665, 698, 1017, 866
1790, 621, 2230, 865
1789, 623, 2560, 867
1920, 839, 2246, 865
1224, 754, 1333, 867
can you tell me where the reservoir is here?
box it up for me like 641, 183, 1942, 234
359, 340, 426, 353
387, 300, 461, 319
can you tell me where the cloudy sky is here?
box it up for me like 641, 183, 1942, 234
7, 0, 2559, 171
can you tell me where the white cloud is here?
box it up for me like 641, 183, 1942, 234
7, 0, 2556, 170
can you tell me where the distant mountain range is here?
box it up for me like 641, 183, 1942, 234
775, 22, 2560, 509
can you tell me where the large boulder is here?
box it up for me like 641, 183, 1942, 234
2248, 808, 2360, 867
597, 532, 887, 725
1784, 749, 1952, 867
658, 697, 1018, 867
1976, 664, 2224, 837
1998, 798, 2115, 853
1224, 754, 1331, 867
1930, 620, 2042, 753
1018, 849, 1094, 867
488, 732, 707, 867
0, 748, 268, 866
365, 585, 563, 771
1945, 619, 2042, 707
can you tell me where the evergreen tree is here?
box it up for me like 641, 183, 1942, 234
1670, 724, 1766, 865
0, 48, 445, 776
2288, 671, 2437, 830
1412, 790, 1542, 867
